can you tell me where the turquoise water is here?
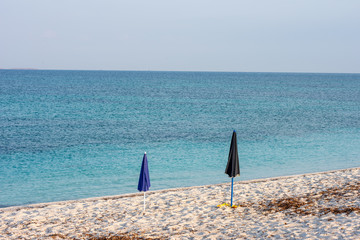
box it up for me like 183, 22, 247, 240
1, 70, 359, 207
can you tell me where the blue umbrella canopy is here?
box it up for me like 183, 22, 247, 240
138, 152, 151, 192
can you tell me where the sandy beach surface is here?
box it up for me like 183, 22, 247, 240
1, 167, 359, 239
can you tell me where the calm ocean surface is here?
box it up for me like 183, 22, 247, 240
1, 70, 359, 207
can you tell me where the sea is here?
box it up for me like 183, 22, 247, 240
1, 70, 359, 207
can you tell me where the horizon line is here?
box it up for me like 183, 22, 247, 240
0, 68, 359, 75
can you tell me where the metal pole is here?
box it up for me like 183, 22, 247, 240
144, 192, 146, 212
231, 177, 234, 207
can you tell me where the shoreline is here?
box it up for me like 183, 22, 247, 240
1, 167, 359, 239
3, 167, 359, 211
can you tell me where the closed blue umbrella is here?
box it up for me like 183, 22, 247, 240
138, 152, 151, 211
225, 130, 240, 207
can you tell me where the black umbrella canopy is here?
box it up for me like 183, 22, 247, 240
225, 130, 240, 177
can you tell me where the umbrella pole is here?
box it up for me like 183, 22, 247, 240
231, 177, 234, 207
144, 192, 146, 212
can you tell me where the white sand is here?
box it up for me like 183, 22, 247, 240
1, 167, 359, 239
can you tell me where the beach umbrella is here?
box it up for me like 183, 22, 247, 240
138, 152, 151, 212
225, 130, 240, 207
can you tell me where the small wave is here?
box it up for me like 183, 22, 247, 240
0, 204, 11, 208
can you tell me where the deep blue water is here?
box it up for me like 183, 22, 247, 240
0, 70, 359, 207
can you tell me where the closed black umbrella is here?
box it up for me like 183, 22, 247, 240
225, 130, 240, 206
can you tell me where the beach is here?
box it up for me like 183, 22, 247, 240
0, 167, 359, 239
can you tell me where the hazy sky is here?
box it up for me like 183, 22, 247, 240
1, 0, 359, 73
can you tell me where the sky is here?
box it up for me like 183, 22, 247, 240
1, 0, 359, 73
